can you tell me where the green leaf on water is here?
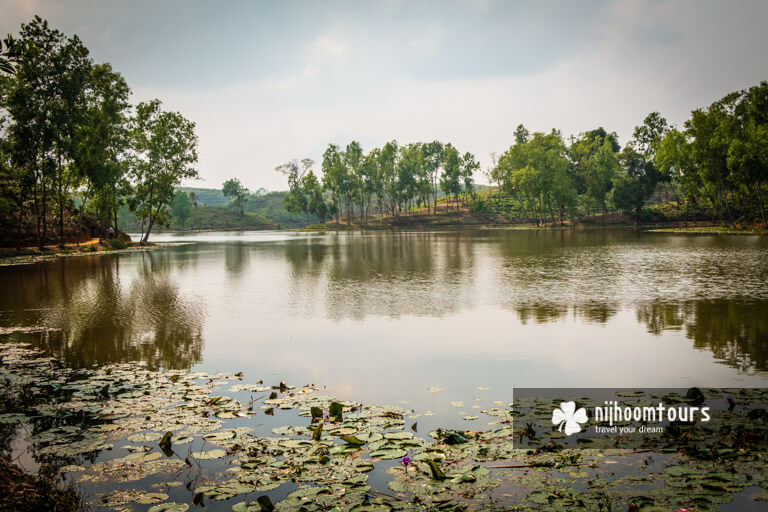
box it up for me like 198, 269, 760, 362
204, 431, 236, 441
311, 406, 323, 419
329, 402, 343, 420
257, 495, 275, 512
159, 431, 173, 456
369, 448, 407, 460
340, 435, 365, 445
135, 492, 168, 504
149, 503, 189, 512
425, 459, 447, 481
313, 422, 323, 441
192, 449, 227, 460
127, 432, 163, 443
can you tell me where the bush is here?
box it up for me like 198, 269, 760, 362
107, 238, 128, 250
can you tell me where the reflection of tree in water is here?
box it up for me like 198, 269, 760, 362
283, 232, 476, 319
515, 304, 567, 324
636, 300, 768, 372
224, 242, 250, 278
0, 252, 203, 369
513, 302, 617, 325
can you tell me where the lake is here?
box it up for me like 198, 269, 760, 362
2, 228, 767, 432
3, 228, 768, 511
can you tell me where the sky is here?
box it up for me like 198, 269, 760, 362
2, 0, 767, 191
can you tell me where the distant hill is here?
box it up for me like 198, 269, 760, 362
178, 187, 229, 207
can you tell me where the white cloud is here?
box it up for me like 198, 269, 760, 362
5, 0, 767, 193
310, 33, 348, 58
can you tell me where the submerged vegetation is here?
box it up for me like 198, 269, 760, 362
1, 341, 767, 511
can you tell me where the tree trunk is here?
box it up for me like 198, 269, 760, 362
602, 201, 607, 226
58, 153, 65, 248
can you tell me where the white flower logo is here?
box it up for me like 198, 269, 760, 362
552, 401, 588, 436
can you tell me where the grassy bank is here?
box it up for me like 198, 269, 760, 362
297, 194, 768, 234
0, 239, 159, 267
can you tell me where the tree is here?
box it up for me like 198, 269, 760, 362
277, 158, 325, 223
656, 129, 697, 216
2, 16, 92, 247
321, 145, 345, 224
379, 141, 399, 216
397, 143, 421, 214
171, 189, 192, 228
422, 141, 443, 214
302, 170, 330, 223
585, 139, 620, 223
685, 93, 739, 224
75, 63, 131, 237
568, 127, 620, 196
343, 141, 363, 225
632, 112, 669, 158
613, 146, 660, 222
440, 144, 461, 211
460, 152, 479, 205
727, 82, 768, 226
514, 124, 530, 145
0, 35, 21, 75
222, 177, 249, 215
128, 99, 198, 243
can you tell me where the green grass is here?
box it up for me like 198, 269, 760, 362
646, 226, 768, 235
176, 207, 277, 230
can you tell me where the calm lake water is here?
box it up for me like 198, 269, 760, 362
2, 229, 768, 430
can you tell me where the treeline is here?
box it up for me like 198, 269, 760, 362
278, 141, 479, 226
488, 82, 768, 227
0, 17, 198, 247
280, 82, 768, 228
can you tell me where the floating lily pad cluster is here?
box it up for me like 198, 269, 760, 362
1, 343, 766, 511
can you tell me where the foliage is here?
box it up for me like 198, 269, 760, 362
0, 17, 198, 247
170, 190, 192, 228
222, 178, 249, 215
127, 99, 198, 242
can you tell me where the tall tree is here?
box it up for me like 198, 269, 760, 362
613, 146, 660, 222
422, 141, 443, 214
321, 145, 345, 225
2, 16, 92, 246
128, 99, 198, 242
74, 63, 131, 236
585, 139, 620, 223
460, 152, 479, 205
440, 144, 461, 211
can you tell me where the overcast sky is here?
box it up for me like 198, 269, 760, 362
2, 0, 767, 191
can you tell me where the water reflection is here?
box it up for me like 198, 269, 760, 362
636, 300, 768, 372
0, 252, 203, 369
1, 229, 767, 382
283, 232, 477, 319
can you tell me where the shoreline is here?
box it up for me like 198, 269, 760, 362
1, 222, 763, 268
0, 242, 163, 267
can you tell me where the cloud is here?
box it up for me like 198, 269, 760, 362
311, 33, 348, 58
2, 0, 767, 192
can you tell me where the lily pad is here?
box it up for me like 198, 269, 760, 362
192, 449, 227, 460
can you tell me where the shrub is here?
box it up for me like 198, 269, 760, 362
107, 238, 128, 250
